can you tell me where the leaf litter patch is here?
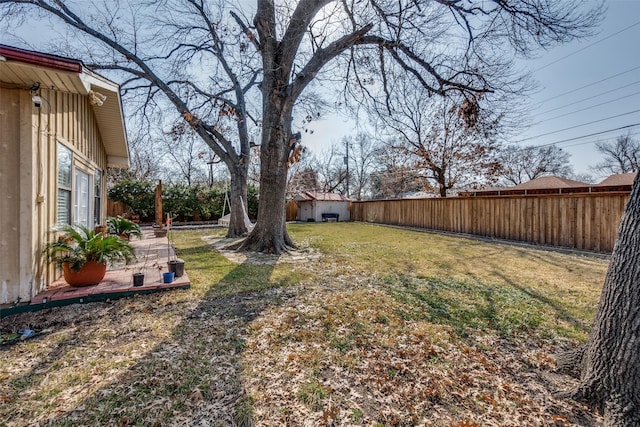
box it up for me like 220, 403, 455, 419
241, 275, 601, 426
203, 235, 322, 265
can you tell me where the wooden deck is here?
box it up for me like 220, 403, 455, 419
1, 230, 190, 318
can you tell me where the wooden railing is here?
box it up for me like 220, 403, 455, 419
350, 193, 631, 252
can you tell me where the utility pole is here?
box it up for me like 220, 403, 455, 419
344, 139, 350, 198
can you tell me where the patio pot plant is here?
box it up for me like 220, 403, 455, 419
168, 259, 185, 278
44, 224, 137, 287
131, 247, 152, 287
166, 221, 184, 278
106, 216, 142, 241
132, 272, 145, 287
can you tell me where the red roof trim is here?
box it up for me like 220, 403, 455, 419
0, 44, 82, 73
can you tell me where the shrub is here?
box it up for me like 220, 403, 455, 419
108, 180, 155, 220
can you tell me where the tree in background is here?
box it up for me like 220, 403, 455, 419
343, 133, 378, 201
286, 149, 320, 200
498, 145, 574, 185
106, 130, 163, 187
287, 167, 320, 198
163, 123, 210, 187
593, 134, 640, 175
375, 84, 504, 197
313, 144, 348, 195
370, 142, 426, 199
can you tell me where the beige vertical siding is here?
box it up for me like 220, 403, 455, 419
0, 86, 108, 303
350, 194, 630, 253
0, 88, 25, 304
39, 88, 108, 293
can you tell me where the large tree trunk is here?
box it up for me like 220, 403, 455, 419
227, 168, 248, 238
240, 103, 295, 254
239, 3, 298, 254
565, 174, 640, 425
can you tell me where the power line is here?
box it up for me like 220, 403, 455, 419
561, 130, 640, 149
536, 80, 640, 116
532, 91, 640, 123
534, 65, 640, 105
517, 110, 640, 143
532, 123, 640, 148
533, 19, 640, 72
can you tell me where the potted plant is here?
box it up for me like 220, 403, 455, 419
166, 218, 185, 278
132, 270, 145, 287
131, 247, 152, 287
44, 224, 137, 287
107, 216, 142, 240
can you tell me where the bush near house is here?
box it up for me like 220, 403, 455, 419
107, 179, 156, 221
108, 180, 259, 222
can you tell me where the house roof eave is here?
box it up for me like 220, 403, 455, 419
0, 44, 129, 168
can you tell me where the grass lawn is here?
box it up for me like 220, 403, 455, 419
0, 223, 608, 426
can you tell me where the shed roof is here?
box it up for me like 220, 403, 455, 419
0, 44, 129, 167
510, 176, 588, 190
596, 172, 637, 186
294, 191, 350, 202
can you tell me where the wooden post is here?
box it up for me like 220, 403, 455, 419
154, 180, 167, 237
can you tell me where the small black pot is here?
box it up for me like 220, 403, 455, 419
168, 259, 185, 278
132, 273, 145, 287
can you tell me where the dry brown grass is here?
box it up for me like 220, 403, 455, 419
0, 223, 608, 426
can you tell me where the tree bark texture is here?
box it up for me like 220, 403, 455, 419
227, 170, 249, 238
240, 91, 295, 253
570, 174, 640, 425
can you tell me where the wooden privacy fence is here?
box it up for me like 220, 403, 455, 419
350, 193, 631, 252
286, 201, 299, 221
107, 200, 129, 218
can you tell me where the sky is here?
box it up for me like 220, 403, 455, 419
301, 0, 640, 180
4, 0, 639, 181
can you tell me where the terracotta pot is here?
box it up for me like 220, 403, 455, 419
62, 261, 107, 287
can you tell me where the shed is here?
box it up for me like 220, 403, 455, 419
294, 192, 351, 222
0, 44, 129, 304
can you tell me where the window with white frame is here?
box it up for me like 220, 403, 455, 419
57, 142, 100, 228
94, 169, 102, 225
57, 143, 72, 225
74, 169, 91, 228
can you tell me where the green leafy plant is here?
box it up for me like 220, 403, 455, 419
107, 179, 155, 219
107, 216, 142, 240
44, 224, 137, 271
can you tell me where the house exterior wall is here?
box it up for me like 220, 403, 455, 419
0, 88, 32, 304
0, 86, 108, 304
